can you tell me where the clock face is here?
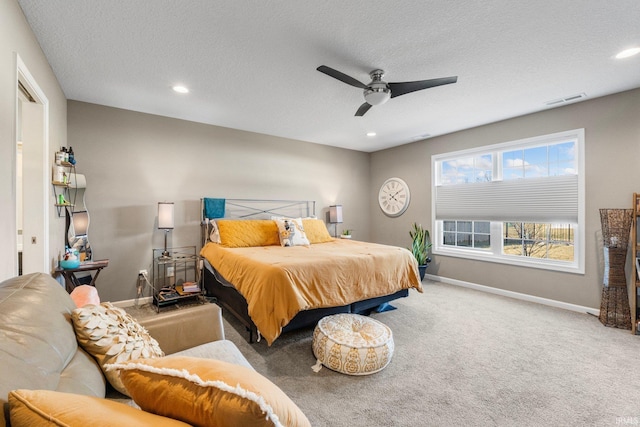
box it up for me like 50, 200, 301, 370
378, 177, 410, 217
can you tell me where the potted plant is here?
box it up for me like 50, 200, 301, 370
341, 229, 352, 239
409, 222, 431, 281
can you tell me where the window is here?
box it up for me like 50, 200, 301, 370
432, 129, 584, 274
503, 222, 574, 261
443, 220, 491, 249
441, 154, 492, 184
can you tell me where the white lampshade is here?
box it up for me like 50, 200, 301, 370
71, 211, 89, 236
158, 202, 175, 229
329, 205, 343, 224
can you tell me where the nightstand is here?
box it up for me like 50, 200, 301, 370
152, 246, 203, 312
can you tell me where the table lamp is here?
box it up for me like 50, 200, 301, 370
158, 202, 174, 259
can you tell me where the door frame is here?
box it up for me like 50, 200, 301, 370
15, 53, 49, 275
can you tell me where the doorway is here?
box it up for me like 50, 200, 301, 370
16, 55, 49, 275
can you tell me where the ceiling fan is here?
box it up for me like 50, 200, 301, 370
317, 65, 458, 117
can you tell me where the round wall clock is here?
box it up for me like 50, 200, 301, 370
378, 177, 411, 217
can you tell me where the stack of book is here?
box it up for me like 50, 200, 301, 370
181, 281, 201, 293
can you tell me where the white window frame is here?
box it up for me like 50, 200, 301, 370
431, 129, 585, 274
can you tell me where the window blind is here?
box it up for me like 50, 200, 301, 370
435, 175, 578, 223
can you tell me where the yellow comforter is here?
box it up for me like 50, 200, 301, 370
200, 239, 422, 344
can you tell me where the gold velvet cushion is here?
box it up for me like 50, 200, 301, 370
71, 302, 164, 395
301, 218, 334, 243
8, 389, 191, 427
217, 219, 281, 247
107, 356, 311, 427
275, 218, 310, 247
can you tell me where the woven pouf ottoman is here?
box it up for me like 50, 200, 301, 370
312, 313, 394, 375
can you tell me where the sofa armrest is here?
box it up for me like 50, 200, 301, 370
137, 303, 225, 355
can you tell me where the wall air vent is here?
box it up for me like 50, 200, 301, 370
545, 93, 587, 106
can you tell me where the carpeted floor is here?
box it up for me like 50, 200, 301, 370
222, 281, 640, 427
129, 282, 640, 426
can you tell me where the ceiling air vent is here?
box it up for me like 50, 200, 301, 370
545, 93, 587, 106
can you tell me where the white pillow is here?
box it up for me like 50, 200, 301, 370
275, 218, 310, 247
208, 219, 221, 244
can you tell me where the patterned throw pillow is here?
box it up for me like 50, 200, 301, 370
275, 218, 310, 247
71, 302, 164, 395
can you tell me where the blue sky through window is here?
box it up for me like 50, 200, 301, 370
441, 154, 492, 184
503, 141, 575, 180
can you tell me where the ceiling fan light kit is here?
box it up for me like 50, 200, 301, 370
317, 65, 457, 117
363, 69, 391, 105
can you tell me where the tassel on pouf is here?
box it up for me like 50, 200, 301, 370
598, 209, 633, 330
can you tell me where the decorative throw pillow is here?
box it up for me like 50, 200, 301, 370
8, 389, 190, 427
106, 356, 311, 427
217, 219, 281, 247
69, 284, 100, 308
71, 302, 164, 395
302, 218, 334, 243
275, 218, 310, 247
208, 219, 221, 244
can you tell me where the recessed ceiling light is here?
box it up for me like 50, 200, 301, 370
172, 85, 189, 93
615, 47, 640, 59
366, 132, 377, 137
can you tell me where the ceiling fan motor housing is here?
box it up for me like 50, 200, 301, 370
364, 69, 391, 105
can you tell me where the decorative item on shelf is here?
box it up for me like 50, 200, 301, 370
67, 146, 75, 165
598, 208, 633, 330
329, 205, 343, 238
341, 229, 352, 239
60, 247, 80, 269
409, 222, 431, 281
52, 149, 77, 217
158, 202, 175, 260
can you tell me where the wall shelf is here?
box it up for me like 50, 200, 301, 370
51, 160, 77, 217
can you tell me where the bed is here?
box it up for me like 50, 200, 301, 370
200, 199, 422, 345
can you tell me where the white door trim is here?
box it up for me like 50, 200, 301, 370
15, 53, 50, 274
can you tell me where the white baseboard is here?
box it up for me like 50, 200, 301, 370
111, 296, 153, 308
425, 273, 600, 317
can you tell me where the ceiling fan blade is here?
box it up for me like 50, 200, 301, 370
317, 65, 368, 89
355, 102, 372, 117
389, 76, 458, 98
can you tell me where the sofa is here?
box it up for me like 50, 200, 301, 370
0, 273, 310, 426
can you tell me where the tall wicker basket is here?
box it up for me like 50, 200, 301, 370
598, 209, 633, 329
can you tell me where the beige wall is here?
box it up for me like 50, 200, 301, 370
67, 101, 370, 301
371, 88, 640, 309
0, 0, 67, 280
4, 0, 639, 310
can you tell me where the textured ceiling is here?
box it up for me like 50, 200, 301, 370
17, 0, 640, 152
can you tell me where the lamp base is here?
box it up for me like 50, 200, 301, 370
159, 230, 172, 260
